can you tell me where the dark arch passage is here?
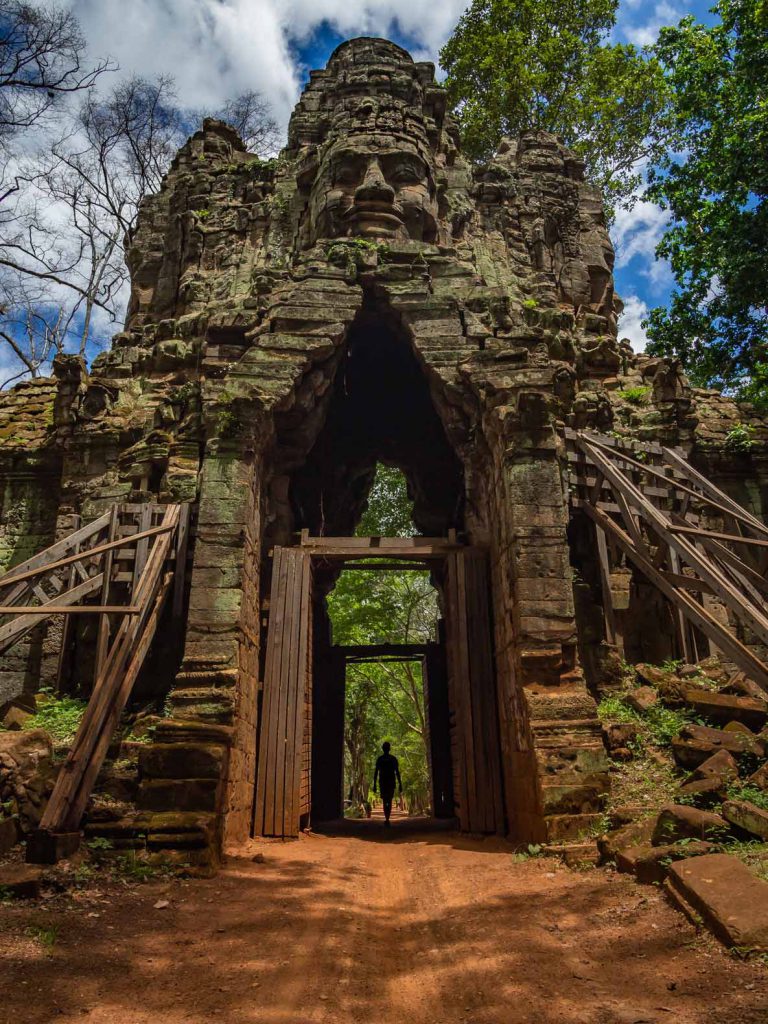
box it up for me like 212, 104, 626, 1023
288, 300, 465, 538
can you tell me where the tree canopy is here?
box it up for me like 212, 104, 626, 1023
644, 0, 768, 407
439, 0, 670, 212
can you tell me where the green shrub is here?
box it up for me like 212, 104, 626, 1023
616, 385, 651, 405
23, 690, 87, 743
724, 423, 755, 452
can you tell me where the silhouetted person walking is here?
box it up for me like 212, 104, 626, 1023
373, 742, 402, 827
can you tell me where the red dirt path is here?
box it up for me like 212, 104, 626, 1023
1, 823, 767, 1023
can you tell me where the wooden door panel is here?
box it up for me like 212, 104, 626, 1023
445, 549, 504, 833
253, 547, 312, 838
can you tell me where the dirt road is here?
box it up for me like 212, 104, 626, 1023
1, 821, 767, 1024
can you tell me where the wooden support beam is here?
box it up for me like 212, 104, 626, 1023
0, 574, 104, 653
38, 505, 180, 836
579, 439, 768, 648
337, 643, 430, 659
584, 503, 768, 690
0, 522, 175, 591
669, 524, 768, 549
0, 605, 138, 615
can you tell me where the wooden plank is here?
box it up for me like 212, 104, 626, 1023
62, 573, 174, 832
254, 547, 291, 837
131, 505, 153, 596
584, 435, 768, 537
338, 643, 430, 658
0, 511, 111, 583
581, 440, 768, 648
276, 549, 300, 837
288, 551, 312, 833
595, 526, 617, 645
662, 446, 768, 537
172, 503, 191, 619
668, 548, 695, 663
94, 505, 119, 682
0, 574, 105, 651
0, 522, 174, 591
585, 504, 768, 690
444, 553, 468, 829
669, 524, 768, 549
280, 549, 303, 835
0, 605, 136, 614
40, 506, 180, 833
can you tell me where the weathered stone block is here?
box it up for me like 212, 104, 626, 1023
652, 804, 730, 845
722, 799, 768, 839
139, 742, 226, 780
666, 854, 768, 951
0, 864, 43, 898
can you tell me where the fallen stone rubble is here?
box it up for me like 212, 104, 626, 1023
599, 657, 768, 954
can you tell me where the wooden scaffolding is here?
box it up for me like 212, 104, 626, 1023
567, 429, 768, 690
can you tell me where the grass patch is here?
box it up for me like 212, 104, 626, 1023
718, 839, 768, 882
26, 923, 58, 951
726, 783, 768, 811
597, 691, 695, 749
23, 690, 86, 743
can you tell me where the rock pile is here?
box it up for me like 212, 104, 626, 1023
0, 729, 54, 851
599, 657, 768, 952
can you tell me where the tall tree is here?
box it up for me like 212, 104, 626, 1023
0, 0, 111, 202
0, 69, 278, 382
644, 0, 768, 407
439, 0, 670, 212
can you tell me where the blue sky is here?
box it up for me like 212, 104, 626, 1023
43, 2, 720, 356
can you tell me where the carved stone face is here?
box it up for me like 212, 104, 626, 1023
307, 138, 439, 244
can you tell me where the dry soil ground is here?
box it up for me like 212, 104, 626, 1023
1, 818, 767, 1024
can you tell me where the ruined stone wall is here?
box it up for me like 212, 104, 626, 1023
1, 37, 767, 854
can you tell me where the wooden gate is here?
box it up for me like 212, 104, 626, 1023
253, 546, 313, 838
445, 549, 504, 833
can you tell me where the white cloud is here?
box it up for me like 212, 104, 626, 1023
71, 0, 468, 130
623, 1, 680, 46
612, 195, 672, 291
618, 294, 650, 351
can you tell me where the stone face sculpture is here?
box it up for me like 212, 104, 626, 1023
305, 134, 439, 244
0, 37, 766, 866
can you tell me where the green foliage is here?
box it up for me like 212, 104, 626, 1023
724, 423, 755, 452
512, 843, 544, 861
23, 690, 86, 743
26, 923, 58, 950
645, 0, 768, 406
440, 0, 670, 212
597, 689, 694, 748
727, 783, 768, 811
616, 385, 651, 406
718, 839, 768, 882
86, 836, 114, 852
112, 852, 174, 882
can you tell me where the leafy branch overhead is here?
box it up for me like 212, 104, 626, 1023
440, 0, 671, 213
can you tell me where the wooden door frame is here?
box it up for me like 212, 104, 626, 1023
254, 535, 504, 837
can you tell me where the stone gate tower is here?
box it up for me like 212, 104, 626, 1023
2, 38, 766, 862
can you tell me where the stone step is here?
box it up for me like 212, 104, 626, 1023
665, 853, 768, 952
84, 810, 218, 866
543, 841, 600, 868
616, 842, 716, 884
0, 864, 43, 898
